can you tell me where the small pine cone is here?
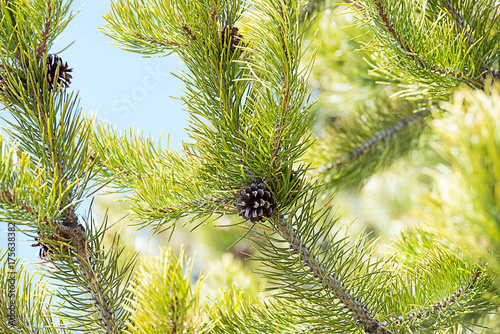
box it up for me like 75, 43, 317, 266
220, 25, 245, 57
236, 183, 277, 223
46, 54, 72, 90
31, 223, 76, 259
31, 238, 50, 259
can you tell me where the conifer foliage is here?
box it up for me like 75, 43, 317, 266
0, 0, 499, 333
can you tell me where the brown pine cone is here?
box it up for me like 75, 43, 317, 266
221, 25, 245, 57
46, 54, 72, 90
236, 182, 277, 223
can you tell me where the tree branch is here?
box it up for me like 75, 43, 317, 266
271, 212, 391, 334
372, 0, 484, 89
1, 189, 46, 222
318, 109, 427, 174
1, 188, 116, 332
440, 0, 496, 79
389, 265, 483, 325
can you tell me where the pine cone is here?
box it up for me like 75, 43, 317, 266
46, 54, 72, 90
236, 183, 277, 223
31, 222, 78, 259
31, 238, 50, 259
221, 25, 245, 57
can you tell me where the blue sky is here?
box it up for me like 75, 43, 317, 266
52, 1, 189, 147
1, 1, 189, 265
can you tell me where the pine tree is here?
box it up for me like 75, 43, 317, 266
0, 0, 499, 333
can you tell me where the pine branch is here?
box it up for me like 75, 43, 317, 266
1, 188, 47, 223
237, 0, 315, 193
385, 228, 496, 331
208, 289, 315, 333
0, 3, 131, 331
102, 0, 200, 56
318, 109, 427, 173
36, 142, 118, 332
270, 211, 390, 334
310, 99, 429, 190
86, 121, 158, 189
101, 0, 315, 232
389, 265, 483, 326
439, 0, 496, 79
125, 246, 202, 333
370, 0, 484, 89
93, 1, 500, 332
87, 121, 239, 230
0, 135, 65, 226
2, 187, 117, 332
68, 228, 116, 332
252, 201, 493, 333
427, 83, 500, 273
44, 212, 138, 333
1, 175, 120, 332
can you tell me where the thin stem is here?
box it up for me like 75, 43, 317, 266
147, 197, 234, 215
270, 2, 290, 171
135, 33, 181, 48
36, 0, 52, 62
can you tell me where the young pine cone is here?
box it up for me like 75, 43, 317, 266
236, 183, 277, 223
46, 54, 72, 90
31, 237, 50, 259
221, 25, 245, 57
